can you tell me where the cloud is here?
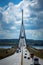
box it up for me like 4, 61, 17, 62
0, 0, 43, 39
10, 26, 16, 30
25, 29, 43, 40
0, 30, 20, 39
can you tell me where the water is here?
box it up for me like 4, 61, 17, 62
0, 46, 12, 49
32, 46, 43, 49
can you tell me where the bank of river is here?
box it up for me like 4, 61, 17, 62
0, 46, 17, 59
32, 46, 43, 50
0, 46, 12, 49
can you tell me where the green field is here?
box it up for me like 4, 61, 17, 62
27, 46, 43, 59
0, 48, 17, 59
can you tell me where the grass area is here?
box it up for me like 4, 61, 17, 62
27, 46, 43, 59
0, 48, 17, 59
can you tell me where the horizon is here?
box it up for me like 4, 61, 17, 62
0, 38, 43, 41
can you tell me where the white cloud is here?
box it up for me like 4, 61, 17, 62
0, 29, 20, 39
15, 20, 21, 25
0, 0, 43, 39
0, 7, 3, 12
10, 26, 16, 30
1, 0, 37, 24
25, 29, 43, 40
30, 0, 39, 8
2, 0, 33, 24
0, 0, 42, 25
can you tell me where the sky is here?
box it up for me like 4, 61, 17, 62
0, 0, 43, 40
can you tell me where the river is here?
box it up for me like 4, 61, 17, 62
32, 46, 43, 49
0, 46, 12, 49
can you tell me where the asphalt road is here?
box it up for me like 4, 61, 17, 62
23, 47, 43, 65
23, 47, 33, 65
0, 51, 21, 65
0, 46, 43, 65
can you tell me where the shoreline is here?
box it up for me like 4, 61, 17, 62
0, 48, 17, 60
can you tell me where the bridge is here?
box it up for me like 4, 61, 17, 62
0, 10, 43, 65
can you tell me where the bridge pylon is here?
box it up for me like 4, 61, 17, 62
19, 10, 26, 48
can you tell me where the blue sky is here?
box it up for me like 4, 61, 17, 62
0, 0, 22, 7
0, 0, 43, 40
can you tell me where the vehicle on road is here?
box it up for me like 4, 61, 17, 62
16, 49, 19, 53
24, 56, 27, 58
27, 57, 30, 59
30, 53, 34, 58
19, 50, 21, 52
25, 50, 27, 52
25, 53, 27, 55
33, 57, 40, 65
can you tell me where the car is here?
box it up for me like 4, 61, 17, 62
16, 49, 19, 53
19, 50, 21, 52
33, 57, 40, 65
25, 53, 27, 55
27, 57, 30, 59
24, 56, 27, 58
24, 45, 25, 46
30, 53, 34, 58
25, 50, 27, 52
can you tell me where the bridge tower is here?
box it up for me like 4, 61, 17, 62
19, 10, 26, 48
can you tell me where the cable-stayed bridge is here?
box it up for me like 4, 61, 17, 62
0, 10, 43, 65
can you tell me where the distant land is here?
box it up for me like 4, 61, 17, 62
0, 39, 19, 48
26, 39, 43, 46
0, 39, 43, 46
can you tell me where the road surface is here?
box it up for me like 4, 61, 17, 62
23, 47, 43, 65
0, 46, 43, 65
0, 51, 21, 65
23, 47, 33, 65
